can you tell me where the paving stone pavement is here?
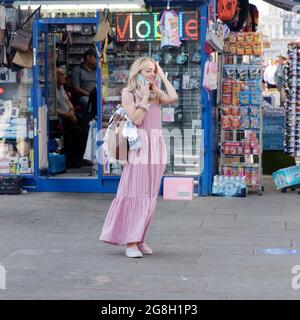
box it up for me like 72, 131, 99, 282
0, 176, 300, 300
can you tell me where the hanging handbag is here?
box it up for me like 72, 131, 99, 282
217, 0, 238, 22
94, 8, 110, 43
9, 28, 32, 52
203, 60, 218, 91
9, 6, 41, 52
94, 9, 114, 63
12, 49, 33, 68
159, 9, 181, 49
0, 44, 8, 66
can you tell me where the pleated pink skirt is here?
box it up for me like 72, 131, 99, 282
100, 102, 167, 246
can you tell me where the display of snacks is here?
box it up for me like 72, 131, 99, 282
223, 32, 262, 56
220, 32, 263, 194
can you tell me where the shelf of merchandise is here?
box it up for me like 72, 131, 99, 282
0, 81, 35, 176
219, 32, 264, 194
53, 25, 96, 72
284, 41, 300, 158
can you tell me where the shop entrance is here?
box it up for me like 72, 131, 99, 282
33, 17, 103, 192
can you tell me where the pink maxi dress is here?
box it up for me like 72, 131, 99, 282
100, 89, 167, 245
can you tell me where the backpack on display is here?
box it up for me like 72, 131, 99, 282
228, 0, 249, 32
159, 10, 181, 49
245, 3, 259, 32
217, 0, 238, 22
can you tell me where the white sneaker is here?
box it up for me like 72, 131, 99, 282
138, 243, 153, 255
125, 246, 143, 258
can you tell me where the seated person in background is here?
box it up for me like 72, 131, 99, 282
57, 67, 85, 169
71, 48, 97, 117
57, 68, 77, 123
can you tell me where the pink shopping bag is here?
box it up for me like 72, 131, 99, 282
163, 177, 194, 201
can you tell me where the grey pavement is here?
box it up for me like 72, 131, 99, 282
0, 176, 300, 300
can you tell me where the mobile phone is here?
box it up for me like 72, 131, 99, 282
137, 74, 149, 87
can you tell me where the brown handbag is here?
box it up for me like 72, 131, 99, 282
9, 29, 32, 52
9, 6, 41, 53
12, 49, 33, 68
107, 113, 129, 164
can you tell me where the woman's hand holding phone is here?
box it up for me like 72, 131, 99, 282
137, 74, 150, 100
140, 83, 150, 100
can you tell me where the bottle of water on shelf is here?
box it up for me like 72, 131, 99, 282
218, 176, 224, 195
212, 175, 219, 194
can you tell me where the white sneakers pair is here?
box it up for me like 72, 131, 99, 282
125, 243, 153, 258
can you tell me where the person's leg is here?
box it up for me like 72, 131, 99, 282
78, 96, 89, 116
74, 96, 90, 162
63, 120, 81, 168
127, 242, 137, 248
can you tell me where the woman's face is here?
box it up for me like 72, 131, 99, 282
140, 61, 157, 85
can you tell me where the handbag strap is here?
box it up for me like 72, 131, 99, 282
21, 5, 41, 29
108, 92, 136, 125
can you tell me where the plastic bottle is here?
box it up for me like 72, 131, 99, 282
212, 175, 218, 194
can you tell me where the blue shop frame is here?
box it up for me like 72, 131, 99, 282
25, 4, 215, 195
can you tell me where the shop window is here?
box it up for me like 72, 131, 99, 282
101, 9, 203, 177
36, 23, 98, 177
0, 69, 34, 175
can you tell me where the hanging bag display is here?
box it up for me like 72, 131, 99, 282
94, 8, 110, 43
0, 4, 6, 33
217, 0, 238, 22
9, 28, 32, 52
206, 3, 229, 53
159, 10, 181, 49
12, 49, 33, 68
203, 60, 218, 91
9, 6, 40, 52
0, 44, 8, 66
0, 4, 6, 65
244, 3, 259, 32
206, 20, 229, 52
228, 0, 249, 32
94, 8, 114, 63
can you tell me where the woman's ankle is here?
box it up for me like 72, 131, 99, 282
127, 242, 137, 248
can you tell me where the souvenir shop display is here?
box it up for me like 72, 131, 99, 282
219, 32, 263, 195
284, 42, 300, 157
53, 23, 97, 71
0, 51, 34, 176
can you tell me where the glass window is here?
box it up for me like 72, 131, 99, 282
0, 68, 34, 175
101, 9, 203, 177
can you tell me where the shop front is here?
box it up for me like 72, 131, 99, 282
0, 0, 216, 195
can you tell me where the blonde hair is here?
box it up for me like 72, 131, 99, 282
124, 57, 158, 99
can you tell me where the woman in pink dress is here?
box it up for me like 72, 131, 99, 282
100, 57, 178, 258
